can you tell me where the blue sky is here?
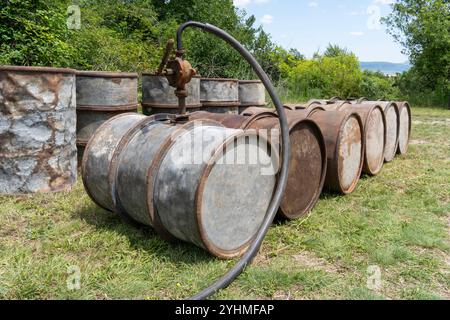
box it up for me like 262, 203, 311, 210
233, 0, 408, 63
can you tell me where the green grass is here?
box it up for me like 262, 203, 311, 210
0, 107, 449, 300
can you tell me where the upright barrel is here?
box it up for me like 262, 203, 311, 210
309, 110, 364, 194
200, 78, 240, 114
238, 80, 266, 113
81, 113, 146, 211
190, 110, 327, 220
396, 101, 411, 155
76, 71, 139, 162
142, 74, 201, 115
0, 66, 77, 194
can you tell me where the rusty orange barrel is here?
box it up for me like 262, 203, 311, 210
314, 102, 387, 176
309, 110, 364, 194
331, 99, 400, 163
190, 109, 327, 220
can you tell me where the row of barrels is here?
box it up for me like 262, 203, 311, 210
81, 98, 411, 259
76, 72, 266, 162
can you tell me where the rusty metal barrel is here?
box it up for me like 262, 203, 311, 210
76, 71, 139, 163
309, 110, 364, 194
81, 113, 146, 211
314, 102, 386, 176
141, 74, 201, 115
0, 66, 77, 194
396, 101, 411, 155
238, 80, 266, 113
359, 101, 399, 162
200, 78, 240, 114
190, 109, 327, 220
329, 99, 399, 163
283, 103, 326, 115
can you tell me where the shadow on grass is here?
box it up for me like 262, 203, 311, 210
72, 201, 213, 265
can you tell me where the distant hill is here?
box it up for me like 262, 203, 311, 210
360, 61, 411, 75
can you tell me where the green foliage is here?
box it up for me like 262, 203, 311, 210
280, 45, 363, 101
384, 0, 450, 107
0, 0, 76, 66
360, 70, 400, 101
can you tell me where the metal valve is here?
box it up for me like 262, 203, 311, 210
157, 39, 197, 117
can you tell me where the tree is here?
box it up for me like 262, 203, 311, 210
323, 44, 350, 58
383, 0, 450, 106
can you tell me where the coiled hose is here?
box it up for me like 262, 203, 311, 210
175, 22, 291, 300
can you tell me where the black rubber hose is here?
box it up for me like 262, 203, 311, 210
176, 21, 291, 300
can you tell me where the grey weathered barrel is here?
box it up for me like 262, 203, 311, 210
0, 66, 77, 194
396, 101, 411, 155
190, 109, 327, 220
314, 102, 387, 176
153, 122, 278, 258
109, 115, 182, 233
200, 78, 240, 114
76, 71, 139, 162
81, 113, 146, 211
238, 80, 266, 113
142, 74, 201, 115
309, 110, 364, 194
82, 114, 278, 258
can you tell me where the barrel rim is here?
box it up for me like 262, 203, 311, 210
76, 71, 138, 78
141, 73, 201, 79
397, 101, 412, 155
201, 101, 241, 107
355, 104, 387, 176
76, 104, 139, 111
0, 65, 76, 74
81, 112, 142, 213
200, 77, 239, 82
146, 119, 225, 243
239, 103, 267, 107
281, 117, 327, 219
195, 130, 278, 259
381, 102, 400, 162
238, 80, 263, 84
335, 112, 365, 194
141, 103, 203, 109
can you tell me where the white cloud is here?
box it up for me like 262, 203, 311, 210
350, 31, 365, 36
309, 2, 319, 7
261, 14, 274, 24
